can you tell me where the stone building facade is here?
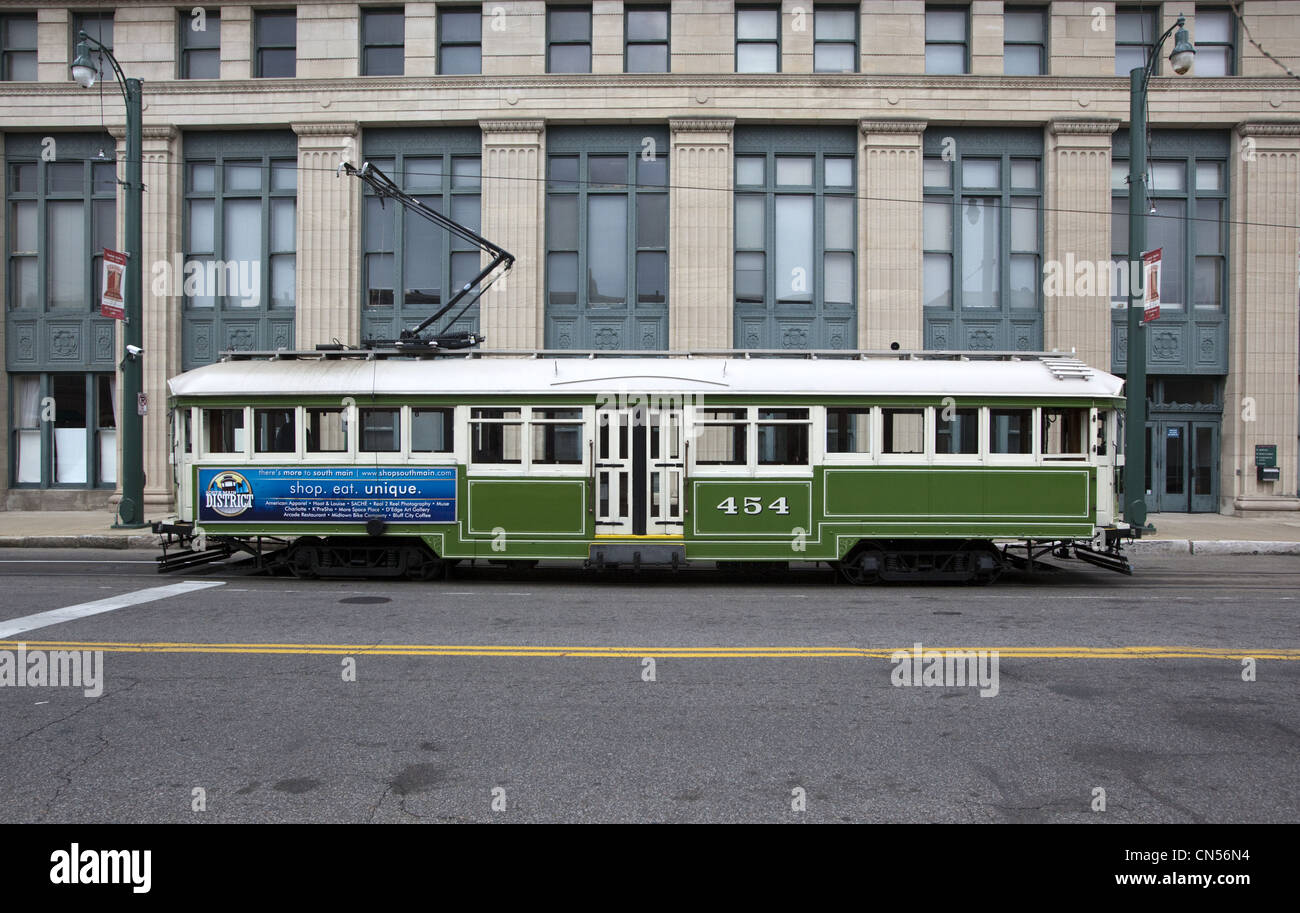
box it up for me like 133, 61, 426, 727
1, 0, 1298, 516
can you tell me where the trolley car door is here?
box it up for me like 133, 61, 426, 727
595, 405, 685, 537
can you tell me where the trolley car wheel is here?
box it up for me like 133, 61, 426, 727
287, 536, 324, 579
838, 547, 883, 586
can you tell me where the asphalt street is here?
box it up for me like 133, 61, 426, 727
0, 548, 1295, 823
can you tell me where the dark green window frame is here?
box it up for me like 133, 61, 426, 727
254, 9, 296, 78
9, 372, 118, 489
360, 142, 483, 340
735, 5, 780, 73
547, 6, 592, 73
922, 145, 1042, 315
1115, 5, 1159, 76
1110, 142, 1229, 314
183, 153, 297, 314
1003, 5, 1047, 75
1192, 6, 1236, 76
7, 153, 118, 315
438, 6, 482, 74
925, 5, 969, 75
813, 5, 858, 73
545, 139, 669, 335
71, 11, 114, 83
361, 7, 405, 76
178, 8, 221, 79
1, 14, 37, 81
624, 5, 669, 73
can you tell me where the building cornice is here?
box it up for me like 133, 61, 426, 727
1050, 118, 1121, 135
1237, 120, 1300, 136
291, 121, 359, 137
859, 119, 927, 135
669, 118, 735, 133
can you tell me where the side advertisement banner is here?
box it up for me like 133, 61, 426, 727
197, 466, 457, 524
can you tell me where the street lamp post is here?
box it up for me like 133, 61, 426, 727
1124, 15, 1195, 530
71, 32, 146, 528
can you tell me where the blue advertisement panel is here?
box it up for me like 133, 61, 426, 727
197, 466, 457, 524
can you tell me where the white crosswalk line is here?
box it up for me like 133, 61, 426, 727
0, 581, 225, 639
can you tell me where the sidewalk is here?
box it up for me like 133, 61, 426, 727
0, 509, 1296, 555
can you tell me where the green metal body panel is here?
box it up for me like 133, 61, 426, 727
191, 462, 1098, 562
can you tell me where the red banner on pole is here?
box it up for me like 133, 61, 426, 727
100, 248, 127, 320
1142, 248, 1161, 323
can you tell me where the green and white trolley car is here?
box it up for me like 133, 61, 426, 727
157, 348, 1138, 582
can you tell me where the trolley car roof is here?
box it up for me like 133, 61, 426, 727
169, 354, 1125, 400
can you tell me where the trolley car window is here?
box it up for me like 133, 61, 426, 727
360, 407, 400, 452
471, 408, 522, 464
882, 408, 924, 454
757, 408, 810, 465
826, 408, 871, 454
990, 408, 1033, 455
695, 409, 747, 465
935, 407, 979, 455
411, 408, 453, 453
306, 408, 347, 453
254, 408, 295, 454
532, 408, 584, 465
1041, 408, 1088, 458
204, 408, 245, 455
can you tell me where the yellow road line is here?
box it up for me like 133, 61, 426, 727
0, 640, 1296, 660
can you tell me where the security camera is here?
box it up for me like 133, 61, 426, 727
126, 344, 143, 357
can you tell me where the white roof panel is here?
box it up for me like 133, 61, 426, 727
169, 355, 1125, 400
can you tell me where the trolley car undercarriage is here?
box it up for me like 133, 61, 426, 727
154, 523, 1133, 582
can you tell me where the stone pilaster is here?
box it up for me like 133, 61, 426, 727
220, 6, 252, 80
858, 119, 925, 351
1043, 118, 1118, 370
141, 126, 182, 512
592, 1, 624, 74
405, 2, 437, 76
481, 2, 546, 76
1224, 121, 1300, 514
782, 0, 813, 74
669, 118, 733, 351
970, 0, 1005, 76
479, 119, 545, 350
292, 122, 361, 349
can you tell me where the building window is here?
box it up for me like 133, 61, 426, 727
1115, 6, 1158, 75
733, 136, 856, 349
1004, 6, 1046, 75
361, 140, 482, 342
11, 373, 117, 487
814, 6, 857, 73
736, 6, 780, 73
625, 6, 669, 73
923, 149, 1041, 313
925, 6, 968, 74
8, 153, 117, 314
179, 9, 220, 78
1111, 147, 1228, 312
548, 7, 592, 73
439, 7, 482, 74
182, 134, 298, 368
71, 12, 114, 83
546, 136, 669, 348
255, 9, 296, 78
1, 14, 36, 81
362, 8, 404, 76
1194, 6, 1235, 75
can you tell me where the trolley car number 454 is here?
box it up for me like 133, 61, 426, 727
716, 496, 791, 515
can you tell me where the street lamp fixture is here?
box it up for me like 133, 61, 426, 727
1123, 15, 1195, 532
70, 31, 147, 528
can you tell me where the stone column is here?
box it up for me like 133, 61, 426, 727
1043, 118, 1117, 370
669, 118, 734, 350
141, 126, 182, 513
858, 119, 925, 351
1223, 121, 1300, 514
480, 119, 545, 350
292, 122, 361, 349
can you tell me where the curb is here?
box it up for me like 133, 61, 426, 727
1129, 538, 1300, 556
0, 534, 160, 550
